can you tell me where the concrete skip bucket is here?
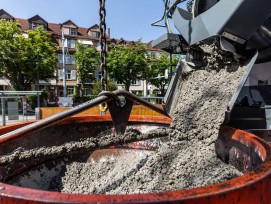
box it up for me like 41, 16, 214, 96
0, 116, 270, 203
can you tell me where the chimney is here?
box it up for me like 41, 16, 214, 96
107, 28, 111, 39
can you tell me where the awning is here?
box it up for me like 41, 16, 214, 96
78, 40, 93, 45
0, 78, 10, 86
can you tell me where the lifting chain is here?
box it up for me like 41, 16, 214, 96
99, 0, 107, 91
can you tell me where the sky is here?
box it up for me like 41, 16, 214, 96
0, 0, 186, 43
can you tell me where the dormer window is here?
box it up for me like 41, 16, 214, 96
62, 27, 78, 35
32, 22, 44, 30
0, 9, 15, 21
61, 20, 78, 36
70, 28, 77, 35
87, 24, 101, 39
28, 15, 48, 31
89, 31, 100, 38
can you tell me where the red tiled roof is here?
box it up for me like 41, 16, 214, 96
77, 27, 89, 37
14, 16, 160, 51
15, 18, 99, 40
15, 18, 29, 30
108, 38, 162, 52
48, 23, 61, 35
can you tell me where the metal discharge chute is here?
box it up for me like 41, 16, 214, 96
155, 0, 271, 130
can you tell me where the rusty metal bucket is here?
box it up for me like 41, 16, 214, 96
0, 116, 271, 204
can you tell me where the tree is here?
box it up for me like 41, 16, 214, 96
107, 41, 150, 91
0, 19, 57, 90
92, 79, 117, 95
149, 52, 179, 96
75, 42, 99, 84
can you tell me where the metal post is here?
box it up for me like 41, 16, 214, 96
1, 98, 5, 126
145, 80, 148, 97
37, 70, 40, 108
62, 31, 67, 97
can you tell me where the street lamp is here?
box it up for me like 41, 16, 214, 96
62, 31, 67, 97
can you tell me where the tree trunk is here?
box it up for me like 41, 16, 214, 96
125, 81, 130, 91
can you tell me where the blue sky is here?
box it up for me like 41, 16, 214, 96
0, 0, 186, 42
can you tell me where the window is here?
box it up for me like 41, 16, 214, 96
116, 81, 123, 85
32, 22, 45, 30
151, 52, 156, 59
70, 28, 77, 35
63, 27, 77, 35
66, 70, 71, 79
63, 27, 70, 35
58, 70, 76, 80
66, 70, 76, 80
96, 31, 100, 38
94, 71, 102, 80
58, 70, 63, 80
62, 39, 76, 48
65, 54, 75, 64
58, 54, 63, 64
67, 86, 74, 95
131, 80, 140, 85
84, 78, 94, 84
90, 31, 100, 38
83, 88, 91, 95
58, 54, 75, 64
68, 39, 76, 48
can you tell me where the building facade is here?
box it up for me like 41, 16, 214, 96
0, 9, 164, 100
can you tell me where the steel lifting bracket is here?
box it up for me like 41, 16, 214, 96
99, 90, 170, 135
99, 91, 133, 135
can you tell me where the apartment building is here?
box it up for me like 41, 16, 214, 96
0, 9, 163, 100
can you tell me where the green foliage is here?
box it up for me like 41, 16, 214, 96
0, 19, 57, 90
26, 89, 48, 109
149, 52, 179, 96
75, 42, 99, 84
92, 79, 117, 95
107, 41, 150, 91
